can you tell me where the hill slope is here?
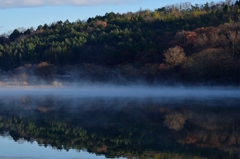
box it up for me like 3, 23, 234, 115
0, 1, 240, 84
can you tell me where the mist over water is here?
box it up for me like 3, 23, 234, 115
0, 84, 239, 99
0, 72, 240, 158
1, 83, 240, 159
0, 64, 239, 100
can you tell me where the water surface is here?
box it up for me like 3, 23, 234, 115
0, 86, 240, 159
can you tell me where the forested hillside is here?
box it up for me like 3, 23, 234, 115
1, 0, 240, 84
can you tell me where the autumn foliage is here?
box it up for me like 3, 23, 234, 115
0, 1, 240, 84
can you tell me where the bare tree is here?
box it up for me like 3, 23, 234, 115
225, 0, 233, 6
19, 72, 28, 85
227, 31, 240, 56
196, 33, 207, 43
163, 46, 187, 67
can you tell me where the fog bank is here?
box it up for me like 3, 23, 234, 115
0, 85, 239, 98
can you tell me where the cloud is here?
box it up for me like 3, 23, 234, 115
0, 0, 140, 8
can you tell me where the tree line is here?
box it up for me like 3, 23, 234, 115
0, 0, 240, 84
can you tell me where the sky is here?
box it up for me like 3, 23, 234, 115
0, 0, 214, 34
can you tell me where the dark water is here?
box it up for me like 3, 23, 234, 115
0, 87, 240, 159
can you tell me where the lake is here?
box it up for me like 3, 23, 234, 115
0, 86, 240, 159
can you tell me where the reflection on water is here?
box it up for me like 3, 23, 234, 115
0, 135, 108, 159
0, 92, 240, 159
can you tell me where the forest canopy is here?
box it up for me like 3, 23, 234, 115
1, 0, 240, 84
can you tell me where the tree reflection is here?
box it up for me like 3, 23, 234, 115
164, 112, 186, 131
0, 96, 239, 158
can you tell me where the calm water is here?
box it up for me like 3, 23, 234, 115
0, 87, 240, 159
